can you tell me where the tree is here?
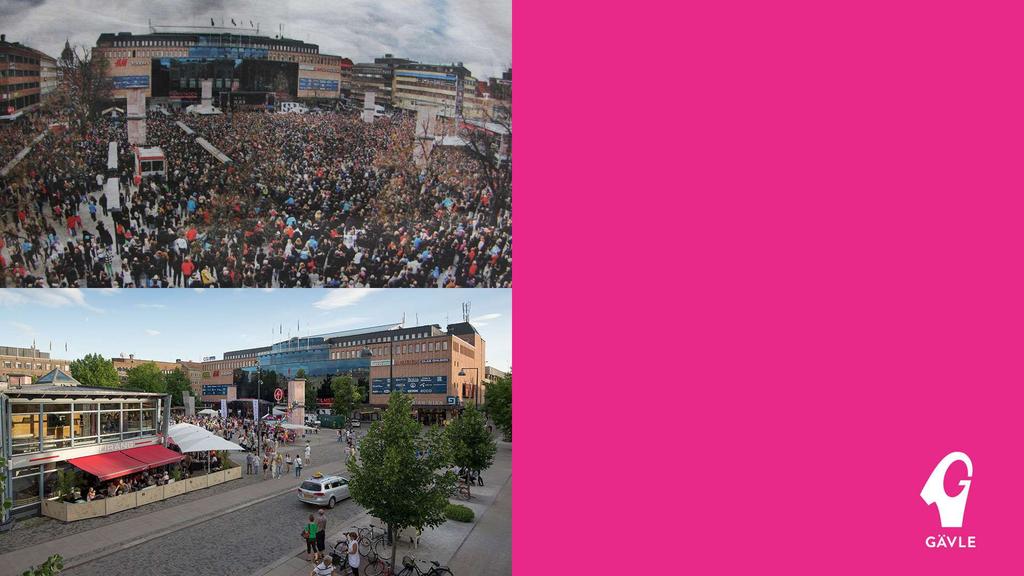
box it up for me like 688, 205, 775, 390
125, 363, 166, 394
484, 373, 511, 440
163, 369, 192, 406
347, 392, 456, 569
330, 375, 361, 419
305, 378, 321, 413
20, 554, 63, 576
444, 404, 496, 498
57, 45, 111, 125
69, 354, 120, 388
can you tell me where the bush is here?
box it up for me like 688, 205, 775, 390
445, 503, 474, 523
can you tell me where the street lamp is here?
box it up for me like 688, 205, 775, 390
458, 367, 480, 409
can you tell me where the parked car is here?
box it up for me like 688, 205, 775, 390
297, 473, 350, 508
350, 418, 361, 428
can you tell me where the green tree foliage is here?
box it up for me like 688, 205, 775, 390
330, 375, 361, 419
444, 404, 496, 498
125, 362, 166, 393
69, 354, 120, 388
163, 369, 192, 406
484, 373, 512, 440
21, 554, 63, 576
347, 392, 456, 569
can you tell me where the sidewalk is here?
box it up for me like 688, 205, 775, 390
0, 450, 353, 576
255, 440, 513, 576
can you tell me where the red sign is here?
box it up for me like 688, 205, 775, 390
115, 58, 128, 67
274, 388, 284, 402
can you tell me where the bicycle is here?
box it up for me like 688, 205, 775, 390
358, 523, 389, 560
362, 555, 394, 576
454, 481, 471, 501
396, 555, 453, 576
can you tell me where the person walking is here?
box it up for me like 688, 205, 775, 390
304, 514, 318, 560
315, 508, 327, 554
285, 453, 293, 474
295, 455, 303, 478
262, 455, 270, 479
304, 441, 311, 465
275, 452, 284, 478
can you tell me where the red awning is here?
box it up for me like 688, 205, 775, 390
68, 451, 149, 481
122, 444, 184, 468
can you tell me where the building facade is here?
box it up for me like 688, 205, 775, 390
0, 370, 170, 518
391, 62, 487, 120
0, 35, 49, 116
111, 356, 180, 381
92, 30, 349, 105
346, 54, 416, 108
0, 347, 72, 381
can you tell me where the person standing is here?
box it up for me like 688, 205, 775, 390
347, 531, 360, 575
285, 453, 293, 474
304, 514, 318, 560
262, 455, 270, 479
275, 452, 283, 478
315, 509, 327, 554
304, 441, 311, 465
295, 455, 303, 478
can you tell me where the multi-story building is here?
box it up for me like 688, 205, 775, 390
30, 48, 58, 102
391, 62, 487, 120
92, 29, 349, 106
0, 369, 171, 518
0, 346, 72, 380
110, 355, 180, 381
176, 360, 205, 398
346, 54, 416, 108
197, 346, 267, 403
0, 34, 51, 117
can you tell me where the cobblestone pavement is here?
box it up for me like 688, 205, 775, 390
62, 486, 364, 576
0, 428, 354, 555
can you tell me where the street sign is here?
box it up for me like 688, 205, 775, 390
447, 396, 458, 405
274, 388, 284, 401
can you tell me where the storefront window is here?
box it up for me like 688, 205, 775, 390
73, 409, 98, 446
123, 410, 141, 438
12, 466, 40, 509
43, 412, 73, 450
11, 412, 40, 454
141, 408, 156, 431
100, 410, 121, 440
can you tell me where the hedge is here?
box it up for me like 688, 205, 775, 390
445, 503, 474, 522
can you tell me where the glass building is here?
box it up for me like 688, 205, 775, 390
1, 370, 169, 518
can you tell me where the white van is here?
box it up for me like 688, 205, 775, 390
278, 102, 309, 114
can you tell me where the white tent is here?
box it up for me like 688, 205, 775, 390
198, 408, 219, 416
167, 423, 245, 453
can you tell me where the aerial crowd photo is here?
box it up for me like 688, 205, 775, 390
0, 1, 512, 575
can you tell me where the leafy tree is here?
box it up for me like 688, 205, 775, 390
444, 404, 496, 498
330, 375, 361, 419
125, 363, 166, 393
347, 392, 456, 569
163, 369, 192, 406
305, 378, 320, 413
295, 368, 307, 379
69, 354, 120, 388
484, 373, 512, 440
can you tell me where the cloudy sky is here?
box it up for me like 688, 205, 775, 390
1, 0, 511, 78
0, 288, 512, 371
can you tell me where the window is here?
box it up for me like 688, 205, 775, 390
11, 404, 41, 454
12, 467, 40, 509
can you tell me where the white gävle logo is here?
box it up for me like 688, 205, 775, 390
920, 451, 972, 528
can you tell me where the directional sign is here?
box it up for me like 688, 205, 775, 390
274, 388, 284, 402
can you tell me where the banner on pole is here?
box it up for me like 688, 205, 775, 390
220, 399, 227, 420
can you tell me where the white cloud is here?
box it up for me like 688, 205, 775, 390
313, 289, 380, 310
0, 289, 103, 313
9, 321, 36, 336
145, 329, 161, 336
135, 304, 167, 309
469, 312, 502, 326
97, 288, 122, 295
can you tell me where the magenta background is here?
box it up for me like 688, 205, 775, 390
517, 0, 1024, 573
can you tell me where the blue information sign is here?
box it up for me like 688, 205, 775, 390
203, 385, 228, 396
112, 75, 150, 89
371, 376, 447, 394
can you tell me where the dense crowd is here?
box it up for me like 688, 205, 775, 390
0, 107, 511, 287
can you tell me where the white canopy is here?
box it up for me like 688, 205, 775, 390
168, 423, 245, 453
278, 422, 317, 431
197, 408, 219, 416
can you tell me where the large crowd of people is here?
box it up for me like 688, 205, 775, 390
0, 106, 511, 287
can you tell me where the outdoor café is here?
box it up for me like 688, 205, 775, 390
0, 370, 240, 524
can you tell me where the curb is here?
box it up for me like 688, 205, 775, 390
62, 462, 351, 572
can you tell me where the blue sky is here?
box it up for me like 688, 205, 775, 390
0, 289, 512, 371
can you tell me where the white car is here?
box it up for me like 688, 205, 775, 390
350, 419, 361, 428
297, 473, 350, 508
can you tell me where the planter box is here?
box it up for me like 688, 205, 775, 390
136, 485, 166, 506
41, 499, 68, 522
69, 500, 105, 521
206, 470, 226, 486
185, 476, 208, 492
163, 480, 187, 498
104, 492, 137, 515
225, 466, 242, 481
